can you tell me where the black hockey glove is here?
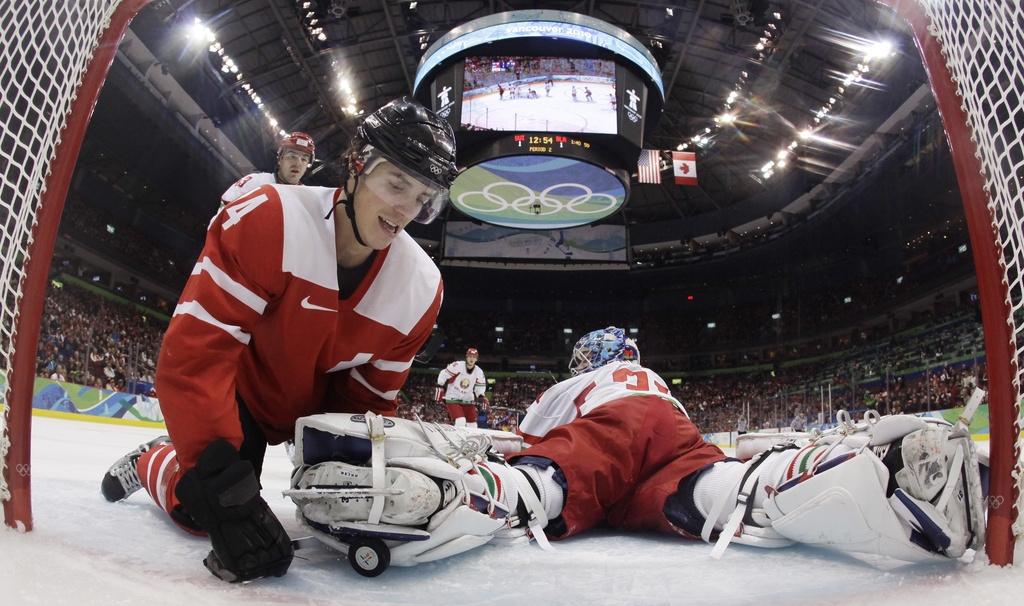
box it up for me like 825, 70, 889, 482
175, 439, 293, 583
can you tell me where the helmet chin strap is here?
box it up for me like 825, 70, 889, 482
325, 172, 368, 248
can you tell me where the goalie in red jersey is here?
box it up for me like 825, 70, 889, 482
99, 97, 459, 583
286, 326, 986, 571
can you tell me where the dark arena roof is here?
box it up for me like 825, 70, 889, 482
59, 0, 976, 370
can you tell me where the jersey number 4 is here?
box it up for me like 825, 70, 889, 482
222, 192, 269, 230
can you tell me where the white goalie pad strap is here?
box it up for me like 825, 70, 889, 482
508, 467, 554, 551
366, 412, 387, 525
765, 452, 950, 562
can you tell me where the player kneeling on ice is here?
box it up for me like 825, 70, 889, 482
303, 326, 985, 572
98, 97, 458, 584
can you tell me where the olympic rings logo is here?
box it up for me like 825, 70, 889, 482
456, 181, 620, 216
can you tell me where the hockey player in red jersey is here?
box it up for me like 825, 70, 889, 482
297, 326, 985, 568
99, 97, 459, 583
436, 347, 488, 427
220, 131, 316, 206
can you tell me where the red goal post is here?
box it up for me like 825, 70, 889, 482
878, 0, 1023, 565
0, 0, 151, 531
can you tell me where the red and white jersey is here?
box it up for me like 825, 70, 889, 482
518, 361, 686, 445
157, 184, 443, 469
220, 172, 277, 207
437, 361, 486, 403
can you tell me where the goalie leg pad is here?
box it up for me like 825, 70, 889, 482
290, 461, 446, 526
764, 448, 978, 562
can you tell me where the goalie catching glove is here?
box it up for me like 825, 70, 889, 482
284, 413, 554, 567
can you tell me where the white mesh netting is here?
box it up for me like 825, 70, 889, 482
917, 0, 1024, 539
0, 0, 124, 514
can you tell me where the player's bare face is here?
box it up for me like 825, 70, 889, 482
465, 353, 478, 368
359, 162, 437, 247
277, 149, 310, 184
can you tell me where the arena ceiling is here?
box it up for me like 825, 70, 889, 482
88, 0, 940, 264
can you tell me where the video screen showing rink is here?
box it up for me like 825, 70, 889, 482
461, 57, 617, 133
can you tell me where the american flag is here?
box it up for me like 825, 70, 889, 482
637, 149, 661, 184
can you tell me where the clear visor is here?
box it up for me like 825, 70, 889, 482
280, 148, 311, 164
361, 149, 449, 224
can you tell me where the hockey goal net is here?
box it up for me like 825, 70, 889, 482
0, 0, 150, 530
0, 0, 1020, 566
878, 0, 1024, 565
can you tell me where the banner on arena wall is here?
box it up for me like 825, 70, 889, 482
443, 221, 627, 261
27, 377, 164, 424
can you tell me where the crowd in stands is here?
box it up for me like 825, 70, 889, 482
35, 280, 165, 392
29, 256, 990, 434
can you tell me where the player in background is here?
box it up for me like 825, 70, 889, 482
436, 347, 488, 427
219, 131, 315, 207
571, 86, 577, 101
353, 326, 984, 567
584, 87, 593, 102
99, 97, 458, 584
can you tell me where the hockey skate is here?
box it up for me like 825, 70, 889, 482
283, 412, 533, 577
100, 435, 171, 502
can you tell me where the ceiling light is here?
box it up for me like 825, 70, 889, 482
718, 113, 736, 124
799, 128, 813, 140
317, 32, 327, 41
761, 161, 775, 172
677, 143, 684, 151
864, 40, 894, 61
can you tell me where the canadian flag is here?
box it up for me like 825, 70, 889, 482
672, 151, 698, 186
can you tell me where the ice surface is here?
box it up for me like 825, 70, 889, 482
1, 416, 1020, 605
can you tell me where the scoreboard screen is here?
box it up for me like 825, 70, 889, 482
460, 56, 618, 134
415, 10, 661, 230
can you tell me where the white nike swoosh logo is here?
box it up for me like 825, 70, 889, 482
300, 296, 334, 312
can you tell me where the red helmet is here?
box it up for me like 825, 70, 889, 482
278, 131, 315, 163
466, 348, 479, 357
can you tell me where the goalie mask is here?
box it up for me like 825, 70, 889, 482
569, 326, 640, 376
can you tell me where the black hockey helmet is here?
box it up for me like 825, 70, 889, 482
354, 97, 458, 223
